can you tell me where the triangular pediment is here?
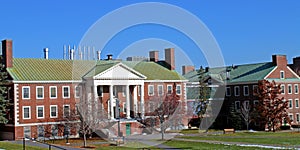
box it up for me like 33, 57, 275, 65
94, 63, 146, 80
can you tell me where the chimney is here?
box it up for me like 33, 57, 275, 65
2, 39, 13, 68
149, 51, 159, 62
107, 54, 113, 60
272, 55, 287, 68
70, 49, 75, 60
97, 51, 101, 60
182, 65, 195, 75
165, 48, 175, 70
44, 48, 49, 59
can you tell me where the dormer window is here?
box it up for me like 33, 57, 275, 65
280, 71, 285, 79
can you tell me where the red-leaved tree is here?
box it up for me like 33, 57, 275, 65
257, 80, 290, 132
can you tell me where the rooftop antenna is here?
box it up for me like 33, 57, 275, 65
63, 45, 66, 59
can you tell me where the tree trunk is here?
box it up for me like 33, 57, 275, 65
83, 133, 87, 147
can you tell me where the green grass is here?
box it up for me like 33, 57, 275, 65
0, 141, 47, 150
163, 140, 270, 150
178, 131, 300, 147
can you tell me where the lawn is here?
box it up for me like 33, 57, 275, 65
0, 141, 47, 150
163, 140, 270, 150
178, 131, 300, 147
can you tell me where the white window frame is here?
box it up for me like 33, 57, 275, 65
295, 99, 299, 108
281, 85, 285, 94
62, 86, 70, 98
23, 106, 31, 119
123, 102, 126, 114
296, 113, 300, 123
234, 86, 240, 96
36, 86, 44, 99
226, 87, 231, 96
235, 101, 241, 110
288, 84, 292, 94
50, 105, 58, 118
243, 86, 249, 96
167, 85, 172, 94
63, 105, 70, 118
289, 114, 294, 123
295, 84, 299, 94
158, 85, 163, 96
176, 85, 182, 95
148, 85, 154, 96
280, 70, 285, 79
22, 86, 30, 99
36, 106, 44, 119
244, 100, 250, 109
289, 99, 293, 109
49, 86, 57, 99
253, 100, 259, 106
75, 86, 81, 98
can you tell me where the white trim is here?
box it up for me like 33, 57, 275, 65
63, 104, 70, 117
296, 113, 300, 123
176, 85, 182, 95
234, 86, 240, 96
74, 86, 81, 98
148, 85, 154, 96
36, 105, 44, 119
288, 84, 292, 94
281, 84, 285, 94
235, 101, 241, 110
14, 84, 19, 125
264, 66, 278, 79
62, 86, 70, 98
15, 120, 80, 127
287, 66, 300, 79
50, 105, 58, 118
49, 86, 57, 99
22, 106, 31, 120
295, 99, 299, 108
145, 80, 188, 83
280, 70, 285, 79
36, 86, 44, 99
167, 85, 172, 94
226, 86, 231, 96
289, 113, 294, 123
288, 99, 293, 109
13, 80, 82, 83
158, 85, 164, 96
295, 84, 299, 94
22, 86, 30, 99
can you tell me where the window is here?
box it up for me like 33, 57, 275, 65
295, 99, 299, 108
36, 86, 44, 99
62, 86, 70, 98
49, 86, 57, 99
24, 126, 31, 138
158, 85, 163, 96
288, 84, 292, 94
23, 106, 30, 119
253, 100, 259, 106
289, 99, 293, 109
253, 85, 258, 95
234, 86, 240, 96
281, 85, 285, 94
51, 125, 58, 137
235, 101, 241, 110
50, 105, 58, 118
244, 101, 250, 109
167, 85, 172, 94
38, 126, 44, 137
148, 85, 154, 96
97, 86, 103, 97
295, 84, 299, 94
22, 86, 30, 99
280, 71, 285, 79
297, 114, 300, 122
149, 102, 154, 112
244, 86, 249, 96
123, 102, 126, 114
63, 105, 70, 117
176, 85, 182, 95
289, 114, 294, 122
75, 86, 81, 98
226, 87, 231, 96
36, 106, 44, 119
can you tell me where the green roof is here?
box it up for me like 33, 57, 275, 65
7, 58, 186, 81
184, 62, 276, 83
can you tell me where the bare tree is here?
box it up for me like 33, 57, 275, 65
257, 80, 290, 132
240, 101, 253, 130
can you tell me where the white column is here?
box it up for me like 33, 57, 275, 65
133, 85, 138, 117
140, 84, 145, 119
93, 85, 98, 118
126, 85, 130, 119
110, 85, 114, 119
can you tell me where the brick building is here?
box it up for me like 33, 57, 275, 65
0, 39, 187, 140
184, 54, 300, 130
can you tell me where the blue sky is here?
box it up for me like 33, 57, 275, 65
1, 1, 300, 72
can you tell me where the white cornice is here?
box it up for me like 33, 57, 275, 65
145, 80, 188, 83
13, 80, 82, 84
15, 120, 80, 127
264, 66, 278, 79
